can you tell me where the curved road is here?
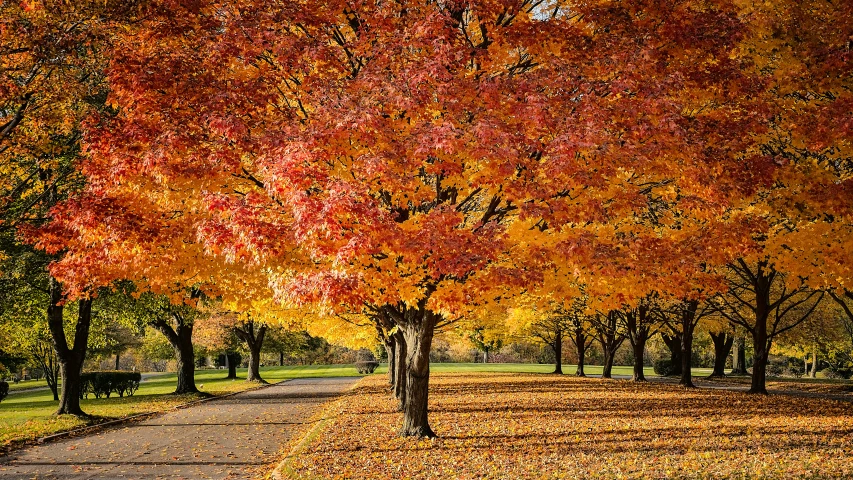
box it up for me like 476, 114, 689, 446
0, 377, 357, 479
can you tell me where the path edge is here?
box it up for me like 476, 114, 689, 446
34, 379, 287, 446
269, 378, 363, 480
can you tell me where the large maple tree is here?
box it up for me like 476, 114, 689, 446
41, 0, 802, 436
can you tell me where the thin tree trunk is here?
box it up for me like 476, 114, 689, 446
400, 313, 436, 438
483, 349, 488, 364
115, 353, 120, 370
731, 337, 747, 375
280, 351, 284, 366
552, 328, 563, 374
47, 278, 92, 416
709, 332, 734, 377
810, 347, 817, 378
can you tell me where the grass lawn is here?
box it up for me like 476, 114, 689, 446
287, 373, 853, 479
4, 379, 49, 392
0, 364, 359, 450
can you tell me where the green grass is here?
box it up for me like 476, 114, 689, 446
4, 378, 49, 392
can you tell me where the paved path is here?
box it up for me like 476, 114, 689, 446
0, 377, 357, 479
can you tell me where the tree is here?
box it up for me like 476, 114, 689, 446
41, 0, 778, 436
716, 261, 823, 393
616, 299, 662, 382
468, 326, 503, 365
591, 311, 625, 380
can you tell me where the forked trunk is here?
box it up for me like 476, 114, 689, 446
709, 332, 734, 377
235, 321, 267, 383
552, 328, 563, 375
400, 316, 436, 438
47, 278, 92, 416
152, 314, 199, 394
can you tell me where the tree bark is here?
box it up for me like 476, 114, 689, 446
483, 349, 488, 364
235, 321, 267, 383
393, 330, 406, 410
279, 351, 284, 366
709, 331, 734, 377
386, 335, 397, 388
631, 337, 647, 382
595, 311, 623, 379
115, 353, 120, 370
152, 314, 198, 394
750, 316, 770, 394
573, 327, 587, 377
226, 352, 239, 379
662, 333, 683, 376
47, 278, 92, 416
602, 346, 615, 379
552, 328, 563, 374
679, 301, 699, 388
400, 311, 436, 438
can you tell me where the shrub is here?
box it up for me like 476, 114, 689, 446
653, 359, 677, 376
355, 361, 379, 374
80, 371, 142, 399
0, 381, 8, 403
817, 367, 852, 380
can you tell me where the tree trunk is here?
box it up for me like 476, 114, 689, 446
631, 337, 647, 382
679, 301, 699, 388
393, 330, 406, 410
226, 352, 239, 379
280, 351, 284, 366
483, 349, 488, 364
235, 321, 267, 383
602, 346, 615, 379
662, 333, 682, 376
386, 335, 397, 388
709, 332, 734, 377
47, 278, 92, 416
810, 347, 817, 378
573, 328, 587, 377
731, 336, 747, 375
552, 328, 563, 374
400, 313, 437, 438
749, 306, 770, 394
152, 314, 199, 394
115, 353, 120, 370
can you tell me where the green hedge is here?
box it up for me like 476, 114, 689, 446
80, 371, 142, 399
0, 381, 8, 403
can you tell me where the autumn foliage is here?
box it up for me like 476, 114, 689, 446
16, 0, 853, 434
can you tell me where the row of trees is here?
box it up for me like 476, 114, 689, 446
2, 0, 851, 438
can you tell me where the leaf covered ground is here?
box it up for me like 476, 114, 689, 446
288, 373, 853, 479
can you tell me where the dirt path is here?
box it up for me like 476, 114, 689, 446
0, 377, 357, 479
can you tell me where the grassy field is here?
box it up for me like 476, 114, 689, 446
287, 373, 853, 479
0, 364, 359, 450
4, 378, 49, 392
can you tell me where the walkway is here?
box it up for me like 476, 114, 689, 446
0, 377, 357, 479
